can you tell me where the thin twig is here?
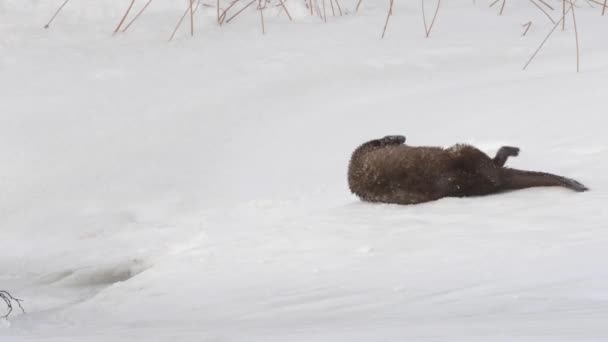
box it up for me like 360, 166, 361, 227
220, 0, 241, 25
529, 0, 556, 23
422, 0, 428, 34
0, 290, 25, 319
335, 0, 343, 15
523, 1, 576, 70
169, 5, 187, 39
603, 0, 607, 14
122, 0, 153, 32
489, 0, 500, 7
537, 0, 554, 10
522, 21, 532, 36
217, 0, 221, 22
169, 0, 201, 41
322, 0, 327, 22
114, 0, 136, 35
569, 0, 580, 72
315, 0, 323, 19
381, 0, 394, 39
422, 0, 441, 37
226, 0, 257, 23
499, 0, 507, 15
44, 0, 70, 29
309, 0, 314, 15
190, 0, 195, 36
562, 0, 566, 30
276, 0, 293, 20
259, 0, 266, 34
356, 0, 364, 12
329, 0, 336, 16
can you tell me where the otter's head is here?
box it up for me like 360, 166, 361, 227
347, 135, 406, 197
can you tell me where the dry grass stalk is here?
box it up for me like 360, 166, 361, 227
220, 0, 241, 25
356, 0, 364, 12
381, 0, 394, 39
226, 0, 257, 23
114, 0, 136, 35
529, 0, 556, 23
122, 0, 153, 32
217, 0, 221, 22
603, 0, 607, 14
562, 0, 566, 30
422, 0, 441, 37
490, 0, 500, 7
0, 290, 24, 319
522, 20, 532, 36
315, 0, 324, 19
308, 0, 321, 18
276, 0, 293, 20
568, 0, 580, 72
190, 0, 195, 36
44, 0, 70, 29
322, 0, 327, 22
585, 0, 606, 6
537, 0, 554, 10
499, 0, 507, 15
335, 0, 343, 15
523, 0, 577, 70
169, 0, 201, 41
259, 0, 266, 34
329, 0, 336, 16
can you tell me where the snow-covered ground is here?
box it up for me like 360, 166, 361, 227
1, 1, 608, 340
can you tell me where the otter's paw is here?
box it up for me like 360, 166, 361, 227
498, 146, 520, 157
563, 178, 589, 192
381, 135, 406, 145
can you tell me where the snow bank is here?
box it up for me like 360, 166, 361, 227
1, 1, 608, 341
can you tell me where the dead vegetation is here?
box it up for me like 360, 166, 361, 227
41, 0, 604, 71
1, 290, 25, 319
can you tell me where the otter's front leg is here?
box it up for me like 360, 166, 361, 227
379, 135, 406, 146
351, 135, 406, 155
493, 146, 520, 167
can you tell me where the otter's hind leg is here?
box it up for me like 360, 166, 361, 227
447, 144, 502, 194
493, 146, 520, 167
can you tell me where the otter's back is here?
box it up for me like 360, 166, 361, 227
348, 144, 450, 202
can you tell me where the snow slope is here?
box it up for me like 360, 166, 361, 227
1, 1, 608, 340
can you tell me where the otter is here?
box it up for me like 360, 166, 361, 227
347, 135, 588, 205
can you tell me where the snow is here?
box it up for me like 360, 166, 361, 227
1, 1, 608, 340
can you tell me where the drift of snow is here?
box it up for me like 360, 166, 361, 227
1, 1, 608, 341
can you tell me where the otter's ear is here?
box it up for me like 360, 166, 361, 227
381, 135, 406, 145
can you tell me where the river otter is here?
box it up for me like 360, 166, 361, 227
348, 135, 588, 205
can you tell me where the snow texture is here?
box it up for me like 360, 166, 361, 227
1, 1, 608, 341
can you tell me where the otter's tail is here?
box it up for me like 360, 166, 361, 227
500, 168, 588, 192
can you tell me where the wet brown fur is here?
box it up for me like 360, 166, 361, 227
348, 135, 588, 205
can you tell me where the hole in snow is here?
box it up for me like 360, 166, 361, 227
46, 259, 148, 288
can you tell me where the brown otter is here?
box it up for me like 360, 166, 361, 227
348, 135, 588, 205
